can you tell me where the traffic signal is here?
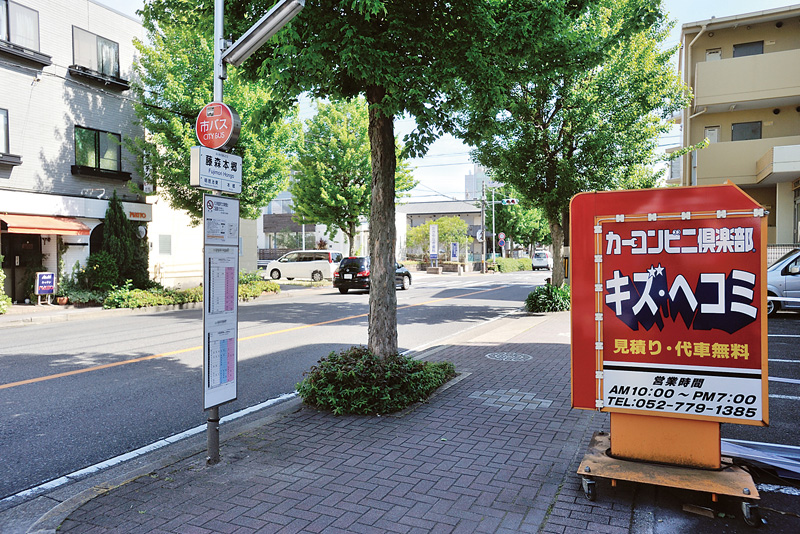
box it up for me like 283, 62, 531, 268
501, 198, 519, 205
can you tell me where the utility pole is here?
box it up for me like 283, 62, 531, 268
481, 180, 486, 273
491, 187, 496, 260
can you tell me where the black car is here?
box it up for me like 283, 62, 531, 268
333, 257, 412, 294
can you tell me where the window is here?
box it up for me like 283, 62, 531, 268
1, 1, 40, 51
0, 108, 7, 153
74, 126, 121, 171
733, 41, 763, 58
0, 107, 20, 165
72, 27, 119, 78
158, 235, 172, 255
731, 121, 762, 142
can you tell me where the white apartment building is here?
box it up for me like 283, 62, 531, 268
0, 0, 151, 301
678, 5, 800, 244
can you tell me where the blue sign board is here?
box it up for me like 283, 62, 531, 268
35, 272, 56, 295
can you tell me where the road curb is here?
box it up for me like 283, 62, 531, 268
2, 397, 304, 534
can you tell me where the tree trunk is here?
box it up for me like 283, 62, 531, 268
346, 221, 357, 256
366, 85, 397, 359
549, 218, 565, 286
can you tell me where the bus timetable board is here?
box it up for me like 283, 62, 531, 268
202, 194, 239, 409
570, 184, 768, 426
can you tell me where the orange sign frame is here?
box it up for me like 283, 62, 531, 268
570, 184, 768, 427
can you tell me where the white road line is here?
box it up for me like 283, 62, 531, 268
0, 392, 297, 506
770, 394, 800, 401
770, 359, 800, 363
769, 377, 800, 385
768, 334, 800, 338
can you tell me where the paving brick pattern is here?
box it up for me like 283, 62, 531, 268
59, 313, 629, 533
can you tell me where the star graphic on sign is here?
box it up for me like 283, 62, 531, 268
647, 265, 657, 278
655, 263, 664, 276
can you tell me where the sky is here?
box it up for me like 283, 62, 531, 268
95, 0, 798, 201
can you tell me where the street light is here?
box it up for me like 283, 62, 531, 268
221, 0, 305, 67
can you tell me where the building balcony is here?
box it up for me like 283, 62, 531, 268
68, 65, 130, 91
756, 144, 800, 185
0, 39, 52, 66
695, 135, 800, 186
694, 49, 800, 112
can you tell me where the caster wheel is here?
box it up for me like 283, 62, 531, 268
741, 501, 763, 528
581, 477, 596, 501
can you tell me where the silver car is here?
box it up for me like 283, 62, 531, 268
767, 248, 800, 316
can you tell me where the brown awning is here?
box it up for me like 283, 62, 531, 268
0, 214, 91, 235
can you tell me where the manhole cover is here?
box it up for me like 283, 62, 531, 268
485, 352, 533, 361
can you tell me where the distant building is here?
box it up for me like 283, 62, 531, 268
0, 0, 151, 301
678, 5, 800, 244
464, 164, 489, 200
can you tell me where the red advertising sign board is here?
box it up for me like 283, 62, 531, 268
196, 102, 241, 150
570, 184, 768, 426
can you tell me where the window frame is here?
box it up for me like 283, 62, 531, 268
731, 121, 762, 142
0, 107, 8, 153
0, 0, 50, 66
72, 26, 120, 78
74, 125, 122, 171
732, 41, 764, 58
68, 26, 127, 90
0, 107, 21, 166
71, 125, 131, 180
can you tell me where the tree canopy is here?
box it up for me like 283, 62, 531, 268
455, 0, 690, 285
223, 0, 492, 358
406, 216, 472, 262
128, 6, 300, 224
291, 97, 416, 256
486, 185, 551, 256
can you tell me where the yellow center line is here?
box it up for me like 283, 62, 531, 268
2, 285, 506, 390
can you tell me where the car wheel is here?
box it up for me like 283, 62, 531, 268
270, 269, 281, 280
311, 270, 323, 282
767, 294, 779, 317
339, 287, 349, 294
401, 275, 411, 290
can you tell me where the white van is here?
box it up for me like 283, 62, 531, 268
261, 250, 343, 282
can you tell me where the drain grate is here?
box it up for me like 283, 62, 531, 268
468, 389, 552, 411
485, 352, 533, 361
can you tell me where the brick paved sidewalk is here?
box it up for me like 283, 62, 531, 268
54, 312, 630, 534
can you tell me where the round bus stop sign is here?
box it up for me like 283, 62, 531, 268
196, 102, 241, 151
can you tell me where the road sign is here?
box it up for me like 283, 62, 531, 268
476, 229, 484, 242
498, 232, 506, 240
498, 239, 506, 248
429, 224, 439, 260
191, 146, 243, 194
451, 242, 459, 261
196, 102, 241, 150
570, 184, 768, 426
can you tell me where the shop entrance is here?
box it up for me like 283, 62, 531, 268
0, 233, 43, 302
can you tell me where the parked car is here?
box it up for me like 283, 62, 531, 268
333, 257, 412, 294
260, 250, 343, 282
531, 250, 553, 270
767, 248, 800, 316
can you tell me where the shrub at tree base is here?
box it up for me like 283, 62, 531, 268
297, 346, 456, 415
525, 284, 571, 313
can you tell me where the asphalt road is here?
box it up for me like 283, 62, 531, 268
0, 271, 543, 501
